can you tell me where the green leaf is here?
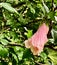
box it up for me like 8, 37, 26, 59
42, 0, 49, 13
54, 0, 57, 5
25, 30, 33, 38
40, 52, 47, 60
0, 3, 18, 14
17, 52, 23, 60
48, 39, 54, 43
48, 12, 55, 20
55, 16, 57, 21
0, 39, 9, 45
30, 7, 35, 14
51, 29, 57, 44
0, 46, 8, 57
23, 49, 33, 59
48, 49, 57, 65
16, 47, 24, 60
12, 53, 18, 64
37, 4, 45, 15
0, 34, 4, 39
40, 52, 47, 63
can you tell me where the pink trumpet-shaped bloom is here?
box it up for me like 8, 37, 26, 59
24, 23, 49, 55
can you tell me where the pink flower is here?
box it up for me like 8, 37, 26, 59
24, 23, 49, 55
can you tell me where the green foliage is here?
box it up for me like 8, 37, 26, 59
0, 3, 18, 14
24, 29, 33, 38
0, 0, 57, 65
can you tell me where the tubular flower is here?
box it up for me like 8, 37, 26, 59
24, 23, 49, 55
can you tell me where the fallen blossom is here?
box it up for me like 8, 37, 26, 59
24, 23, 49, 55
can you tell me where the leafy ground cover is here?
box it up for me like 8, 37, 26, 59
0, 0, 57, 65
